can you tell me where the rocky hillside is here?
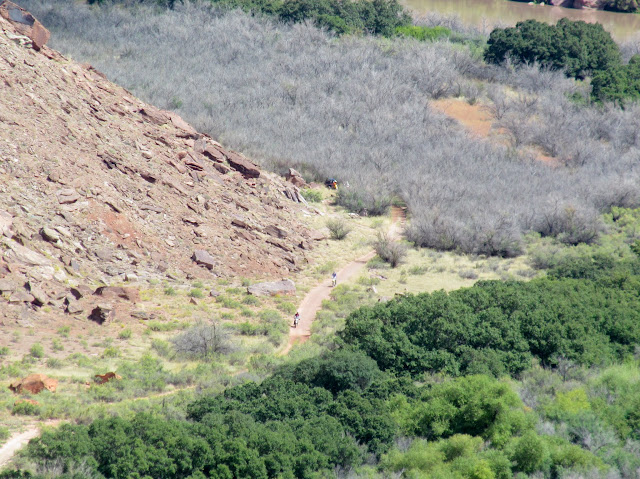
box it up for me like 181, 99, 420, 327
0, 2, 313, 326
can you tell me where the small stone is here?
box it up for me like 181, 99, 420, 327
124, 272, 138, 282
56, 188, 80, 204
209, 289, 221, 297
40, 226, 60, 243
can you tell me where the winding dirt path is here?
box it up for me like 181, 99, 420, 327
281, 207, 405, 355
0, 208, 405, 466
0, 420, 59, 469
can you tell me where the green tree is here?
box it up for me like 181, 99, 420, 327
485, 18, 621, 79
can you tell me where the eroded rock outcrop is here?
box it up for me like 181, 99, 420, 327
0, 1, 49, 50
9, 374, 58, 394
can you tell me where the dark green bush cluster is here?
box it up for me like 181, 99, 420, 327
603, 0, 639, 11
592, 55, 640, 105
210, 0, 410, 36
485, 18, 621, 80
339, 276, 640, 377
484, 17, 640, 104
18, 368, 602, 478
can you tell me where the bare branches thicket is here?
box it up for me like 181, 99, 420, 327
23, 1, 640, 255
373, 232, 407, 267
171, 321, 233, 359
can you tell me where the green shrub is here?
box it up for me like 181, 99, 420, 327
0, 346, 9, 356
147, 320, 185, 331
163, 286, 177, 296
57, 325, 71, 338
341, 277, 640, 378
46, 358, 64, 369
151, 339, 172, 358
189, 288, 204, 298
326, 218, 352, 240
192, 281, 204, 288
102, 346, 121, 358
485, 18, 621, 79
51, 338, 64, 352
0, 425, 9, 442
12, 400, 41, 416
217, 295, 241, 308
209, 0, 411, 36
277, 301, 297, 314
68, 353, 92, 368
301, 188, 323, 202
30, 343, 44, 359
592, 55, 640, 105
395, 25, 450, 41
242, 295, 260, 306
118, 328, 132, 340
408, 265, 428, 275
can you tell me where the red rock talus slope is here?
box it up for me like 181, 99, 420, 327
0, 6, 313, 324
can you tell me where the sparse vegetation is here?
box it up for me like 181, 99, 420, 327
57, 325, 71, 338
118, 328, 132, 340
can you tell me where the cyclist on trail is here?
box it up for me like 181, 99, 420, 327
331, 271, 337, 287
293, 312, 300, 328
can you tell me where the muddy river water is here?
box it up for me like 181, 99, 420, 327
402, 0, 640, 41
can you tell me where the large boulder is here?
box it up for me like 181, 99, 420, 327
89, 304, 114, 324
192, 249, 216, 270
9, 374, 58, 394
247, 279, 296, 296
0, 1, 50, 50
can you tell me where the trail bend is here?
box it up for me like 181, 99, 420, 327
281, 207, 405, 355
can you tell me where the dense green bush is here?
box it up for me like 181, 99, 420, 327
340, 277, 640, 377
485, 18, 621, 79
592, 54, 640, 105
603, 0, 639, 11
208, 0, 411, 36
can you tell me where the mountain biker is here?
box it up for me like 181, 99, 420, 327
293, 312, 300, 328
331, 272, 337, 287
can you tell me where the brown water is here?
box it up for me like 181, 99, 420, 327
402, 0, 640, 41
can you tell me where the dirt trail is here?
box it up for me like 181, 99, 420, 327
281, 207, 405, 355
0, 420, 59, 469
